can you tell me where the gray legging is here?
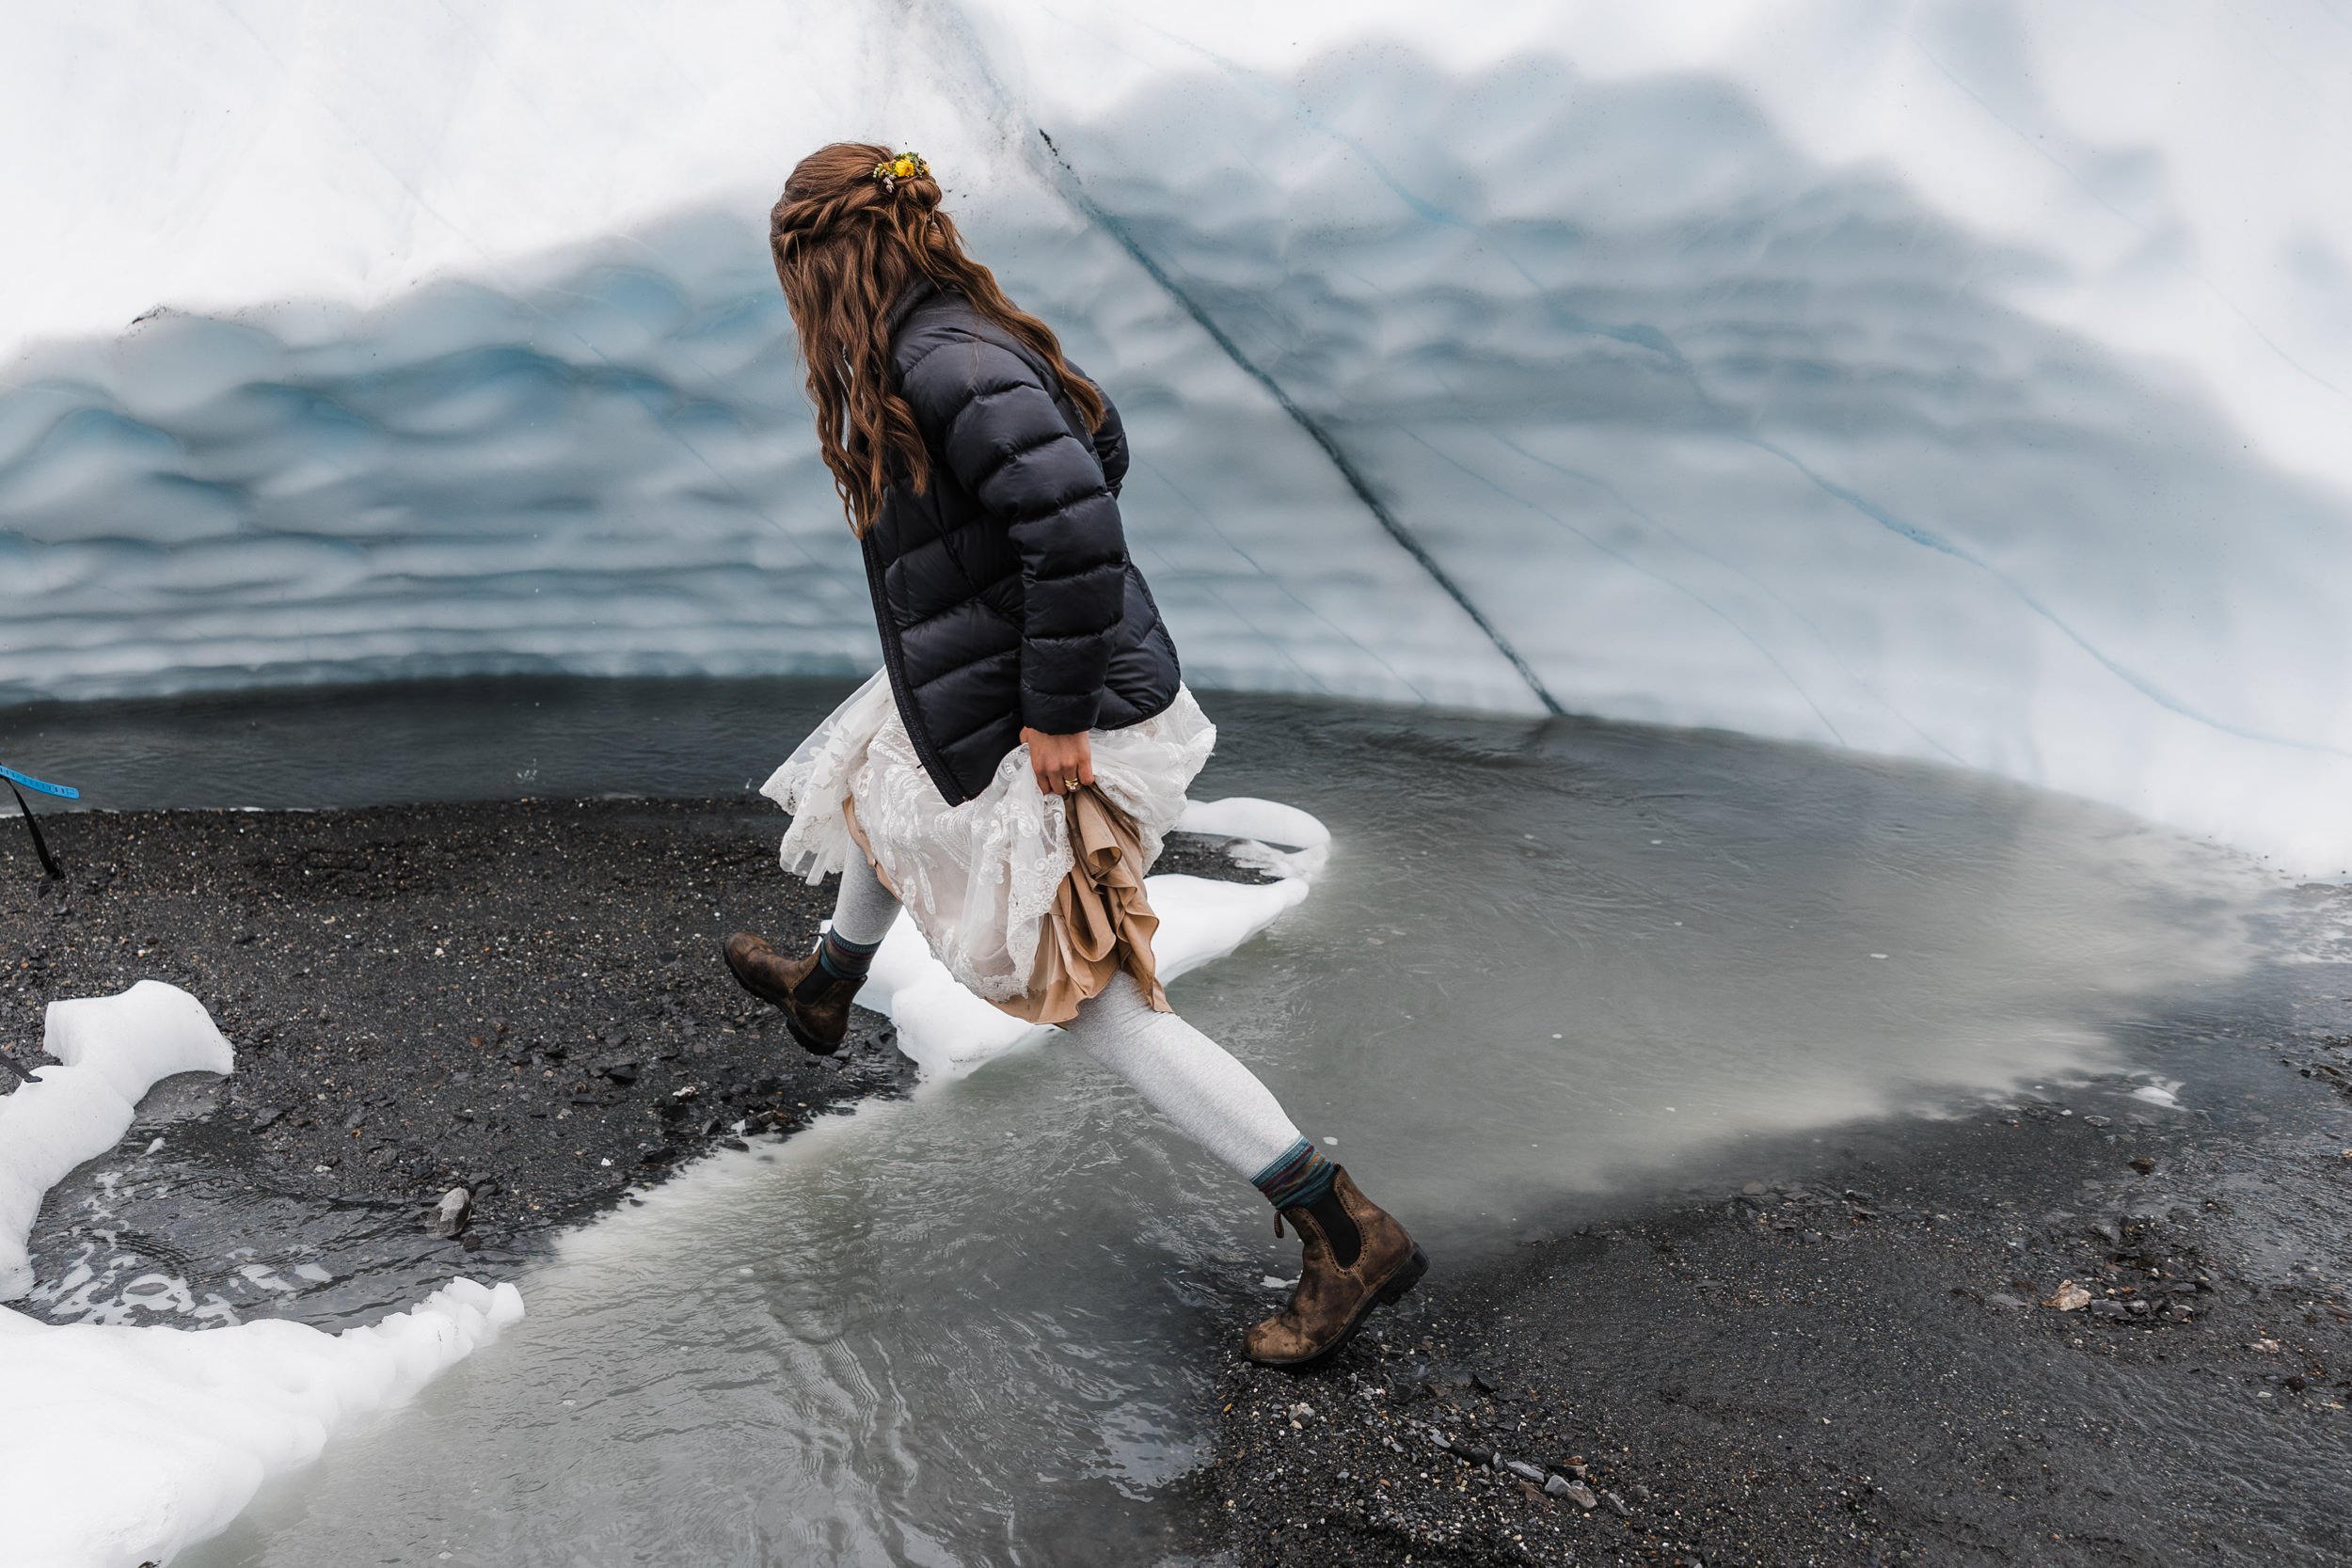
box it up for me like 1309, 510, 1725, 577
827, 853, 1306, 1181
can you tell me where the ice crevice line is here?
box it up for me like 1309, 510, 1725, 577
1101, 29, 2344, 761
1033, 128, 1569, 720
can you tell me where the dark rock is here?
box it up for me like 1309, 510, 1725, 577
601, 1062, 641, 1085
1601, 1489, 1631, 1517
431, 1186, 472, 1238
2130, 1156, 2156, 1174
1505, 1459, 1548, 1483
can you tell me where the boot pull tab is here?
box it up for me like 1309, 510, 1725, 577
1273, 1212, 1285, 1239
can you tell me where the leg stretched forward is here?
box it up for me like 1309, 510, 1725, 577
1058, 972, 1427, 1369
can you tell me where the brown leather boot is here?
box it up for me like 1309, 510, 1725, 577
721, 931, 862, 1055
1246, 1166, 1427, 1370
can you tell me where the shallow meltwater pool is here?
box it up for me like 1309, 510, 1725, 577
6, 678, 2294, 1564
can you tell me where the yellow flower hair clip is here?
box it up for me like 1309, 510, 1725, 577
871, 151, 930, 193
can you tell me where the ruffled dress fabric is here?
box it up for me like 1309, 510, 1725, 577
761, 672, 1216, 1023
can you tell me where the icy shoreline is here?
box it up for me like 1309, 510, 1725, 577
0, 982, 523, 1568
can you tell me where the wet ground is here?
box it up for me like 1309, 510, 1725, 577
1, 676, 2344, 1563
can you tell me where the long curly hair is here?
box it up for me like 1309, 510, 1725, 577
770, 142, 1106, 536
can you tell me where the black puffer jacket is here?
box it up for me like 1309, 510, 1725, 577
861, 282, 1181, 805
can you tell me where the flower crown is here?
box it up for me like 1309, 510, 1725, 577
871, 151, 930, 193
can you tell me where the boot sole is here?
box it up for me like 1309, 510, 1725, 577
720, 941, 846, 1057
1252, 1243, 1430, 1371
782, 1012, 846, 1057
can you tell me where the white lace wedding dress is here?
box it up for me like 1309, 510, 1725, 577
761, 671, 1216, 1003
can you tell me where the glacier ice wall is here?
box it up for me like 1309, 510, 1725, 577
2, 2, 2348, 868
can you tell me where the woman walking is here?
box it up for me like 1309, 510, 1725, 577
723, 143, 1424, 1368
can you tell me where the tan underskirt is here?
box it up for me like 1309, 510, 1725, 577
842, 786, 1170, 1027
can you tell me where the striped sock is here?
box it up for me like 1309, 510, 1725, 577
815, 926, 882, 982
1253, 1137, 1337, 1211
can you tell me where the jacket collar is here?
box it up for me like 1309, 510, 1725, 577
885, 277, 945, 336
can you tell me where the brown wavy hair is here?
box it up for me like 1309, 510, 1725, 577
770, 142, 1106, 536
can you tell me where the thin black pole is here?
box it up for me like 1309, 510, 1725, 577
8, 780, 63, 879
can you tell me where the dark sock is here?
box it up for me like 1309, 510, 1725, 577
1253, 1137, 1337, 1212
815, 926, 881, 982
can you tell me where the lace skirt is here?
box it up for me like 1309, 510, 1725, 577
761, 672, 1216, 1013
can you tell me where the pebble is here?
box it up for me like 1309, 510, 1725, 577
1505, 1459, 1549, 1484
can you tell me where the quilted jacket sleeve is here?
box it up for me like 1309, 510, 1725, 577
902, 333, 1129, 736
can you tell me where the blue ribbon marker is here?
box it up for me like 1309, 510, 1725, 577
0, 764, 78, 800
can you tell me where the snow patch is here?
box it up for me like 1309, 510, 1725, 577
0, 982, 523, 1568
0, 980, 230, 1301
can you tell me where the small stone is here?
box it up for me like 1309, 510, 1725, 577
1457, 1445, 1494, 1467
602, 1062, 641, 1085
2089, 1299, 2128, 1320
431, 1187, 472, 1239
2129, 1156, 2156, 1174
1505, 1459, 1548, 1484
2046, 1280, 2093, 1311
1741, 1181, 1767, 1196
1601, 1489, 1631, 1516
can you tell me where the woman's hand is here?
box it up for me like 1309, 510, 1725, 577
1021, 727, 1095, 798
